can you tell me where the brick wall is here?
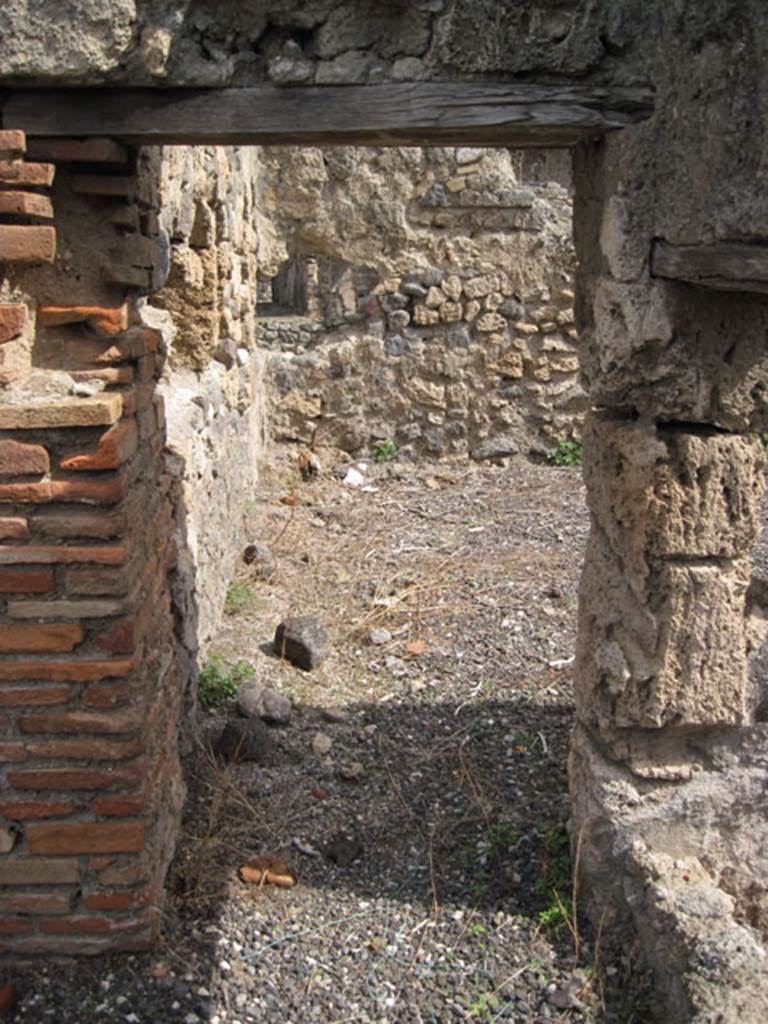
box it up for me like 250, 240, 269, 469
0, 134, 185, 954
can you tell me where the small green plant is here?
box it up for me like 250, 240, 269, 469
224, 580, 256, 615
477, 821, 520, 862
548, 438, 583, 466
535, 826, 574, 934
469, 992, 500, 1021
198, 655, 255, 708
761, 432, 768, 449
372, 438, 399, 462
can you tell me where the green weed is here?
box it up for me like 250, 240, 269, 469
224, 580, 257, 615
535, 825, 574, 934
198, 655, 255, 708
547, 438, 583, 466
372, 438, 399, 462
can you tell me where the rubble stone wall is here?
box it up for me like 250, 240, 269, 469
260, 145, 582, 460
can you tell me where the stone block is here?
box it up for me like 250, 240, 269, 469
576, 527, 752, 733
583, 413, 766, 587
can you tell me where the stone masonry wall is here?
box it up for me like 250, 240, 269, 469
259, 145, 582, 460
150, 145, 269, 655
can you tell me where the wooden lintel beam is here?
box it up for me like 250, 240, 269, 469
652, 240, 768, 296
1, 83, 654, 149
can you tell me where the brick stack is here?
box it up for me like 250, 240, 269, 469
0, 138, 185, 955
0, 130, 56, 266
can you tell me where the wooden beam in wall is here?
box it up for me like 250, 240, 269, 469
652, 241, 768, 296
2, 83, 654, 148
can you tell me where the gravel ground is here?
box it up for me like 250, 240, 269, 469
6, 451, 682, 1023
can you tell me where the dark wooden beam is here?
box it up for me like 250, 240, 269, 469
2, 83, 654, 148
652, 240, 768, 296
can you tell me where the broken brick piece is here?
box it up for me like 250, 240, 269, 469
0, 130, 26, 158
37, 303, 129, 336
0, 304, 29, 344
0, 440, 50, 477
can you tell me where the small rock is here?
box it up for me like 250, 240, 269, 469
0, 823, 18, 854
321, 707, 349, 723
312, 732, 333, 757
338, 762, 365, 782
274, 616, 330, 670
325, 834, 363, 868
243, 542, 276, 580
470, 438, 520, 462
236, 681, 292, 725
216, 718, 271, 763
312, 787, 328, 800
368, 627, 392, 646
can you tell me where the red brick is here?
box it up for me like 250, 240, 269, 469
0, 393, 122, 430
27, 138, 128, 164
80, 681, 134, 708
63, 565, 132, 597
0, 190, 53, 219
0, 892, 72, 914
0, 160, 54, 186
0, 857, 80, 885
41, 916, 114, 935
0, 225, 56, 265
60, 421, 138, 472
83, 889, 148, 911
0, 686, 69, 706
0, 545, 127, 566
26, 736, 143, 760
91, 795, 146, 817
0, 304, 28, 345
0, 568, 55, 593
0, 657, 134, 682
37, 303, 129, 337
8, 597, 126, 619
32, 513, 124, 540
18, 707, 142, 735
0, 623, 83, 653
27, 820, 145, 855
0, 800, 73, 820
0, 477, 126, 504
0, 131, 26, 158
8, 765, 143, 791
0, 516, 28, 539
0, 440, 49, 477
0, 918, 34, 936
0, 742, 26, 761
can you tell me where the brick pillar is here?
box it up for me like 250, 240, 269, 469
0, 134, 185, 954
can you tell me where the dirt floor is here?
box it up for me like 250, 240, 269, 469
7, 451, 660, 1023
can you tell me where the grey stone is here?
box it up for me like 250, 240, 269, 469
402, 282, 428, 299
470, 438, 520, 461
325, 834, 363, 867
500, 298, 525, 319
315, 50, 373, 85
312, 732, 333, 756
384, 336, 409, 357
391, 57, 426, 81
380, 292, 408, 313
387, 310, 411, 332
445, 324, 471, 348
216, 718, 271, 763
268, 53, 315, 85
368, 627, 392, 645
236, 681, 292, 725
274, 616, 330, 670
243, 542, 276, 580
456, 147, 484, 165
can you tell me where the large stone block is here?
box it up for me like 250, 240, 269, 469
583, 413, 766, 588
576, 527, 752, 733
580, 280, 768, 431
